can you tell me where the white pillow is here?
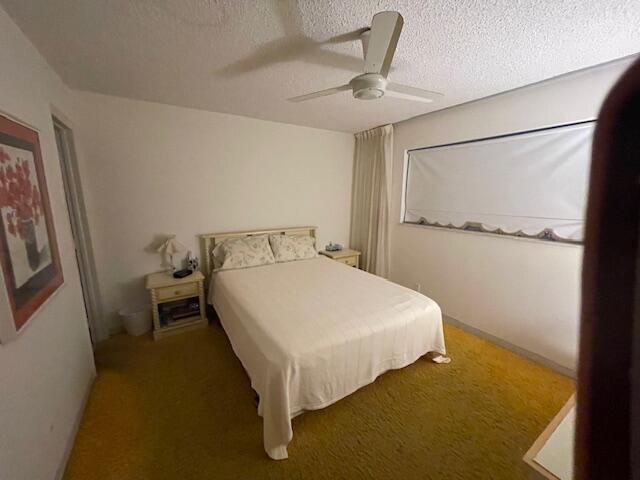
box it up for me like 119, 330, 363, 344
269, 234, 318, 263
212, 234, 275, 271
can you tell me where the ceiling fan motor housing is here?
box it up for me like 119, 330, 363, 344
350, 73, 387, 100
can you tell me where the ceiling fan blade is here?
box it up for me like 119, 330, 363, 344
386, 82, 443, 103
364, 11, 403, 77
288, 84, 351, 103
326, 28, 370, 44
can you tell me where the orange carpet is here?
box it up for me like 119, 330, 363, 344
64, 323, 573, 479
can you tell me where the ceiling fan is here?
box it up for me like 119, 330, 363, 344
288, 11, 442, 104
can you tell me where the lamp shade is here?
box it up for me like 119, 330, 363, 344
157, 235, 186, 256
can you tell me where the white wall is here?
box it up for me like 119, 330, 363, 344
390, 57, 636, 371
73, 92, 354, 331
0, 7, 96, 480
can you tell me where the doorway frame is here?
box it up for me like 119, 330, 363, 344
52, 111, 106, 343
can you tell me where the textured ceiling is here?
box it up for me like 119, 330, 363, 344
2, 0, 639, 133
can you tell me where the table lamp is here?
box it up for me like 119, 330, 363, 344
157, 235, 186, 272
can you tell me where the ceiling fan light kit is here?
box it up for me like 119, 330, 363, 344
350, 73, 387, 100
288, 11, 442, 105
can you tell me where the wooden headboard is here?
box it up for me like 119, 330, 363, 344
198, 226, 317, 278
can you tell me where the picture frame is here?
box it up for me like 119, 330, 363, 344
0, 113, 63, 342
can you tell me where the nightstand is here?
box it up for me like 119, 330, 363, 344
319, 248, 361, 268
145, 270, 207, 340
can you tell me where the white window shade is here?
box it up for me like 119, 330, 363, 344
403, 122, 595, 243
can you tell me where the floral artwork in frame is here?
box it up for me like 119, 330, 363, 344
0, 114, 63, 341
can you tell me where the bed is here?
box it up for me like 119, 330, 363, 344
200, 226, 446, 460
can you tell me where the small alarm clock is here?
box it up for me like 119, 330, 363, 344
325, 242, 343, 252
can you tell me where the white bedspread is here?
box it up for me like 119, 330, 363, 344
209, 256, 445, 460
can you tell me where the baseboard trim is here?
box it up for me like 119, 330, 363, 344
443, 315, 576, 378
55, 372, 95, 480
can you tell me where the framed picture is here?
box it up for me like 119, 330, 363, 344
0, 114, 63, 341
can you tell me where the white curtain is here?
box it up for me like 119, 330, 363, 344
405, 122, 594, 242
350, 124, 393, 276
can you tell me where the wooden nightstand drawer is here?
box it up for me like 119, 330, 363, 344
156, 282, 198, 301
319, 248, 361, 269
337, 256, 357, 267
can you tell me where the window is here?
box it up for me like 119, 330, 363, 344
403, 121, 595, 244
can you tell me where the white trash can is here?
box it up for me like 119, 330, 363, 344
119, 305, 152, 336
